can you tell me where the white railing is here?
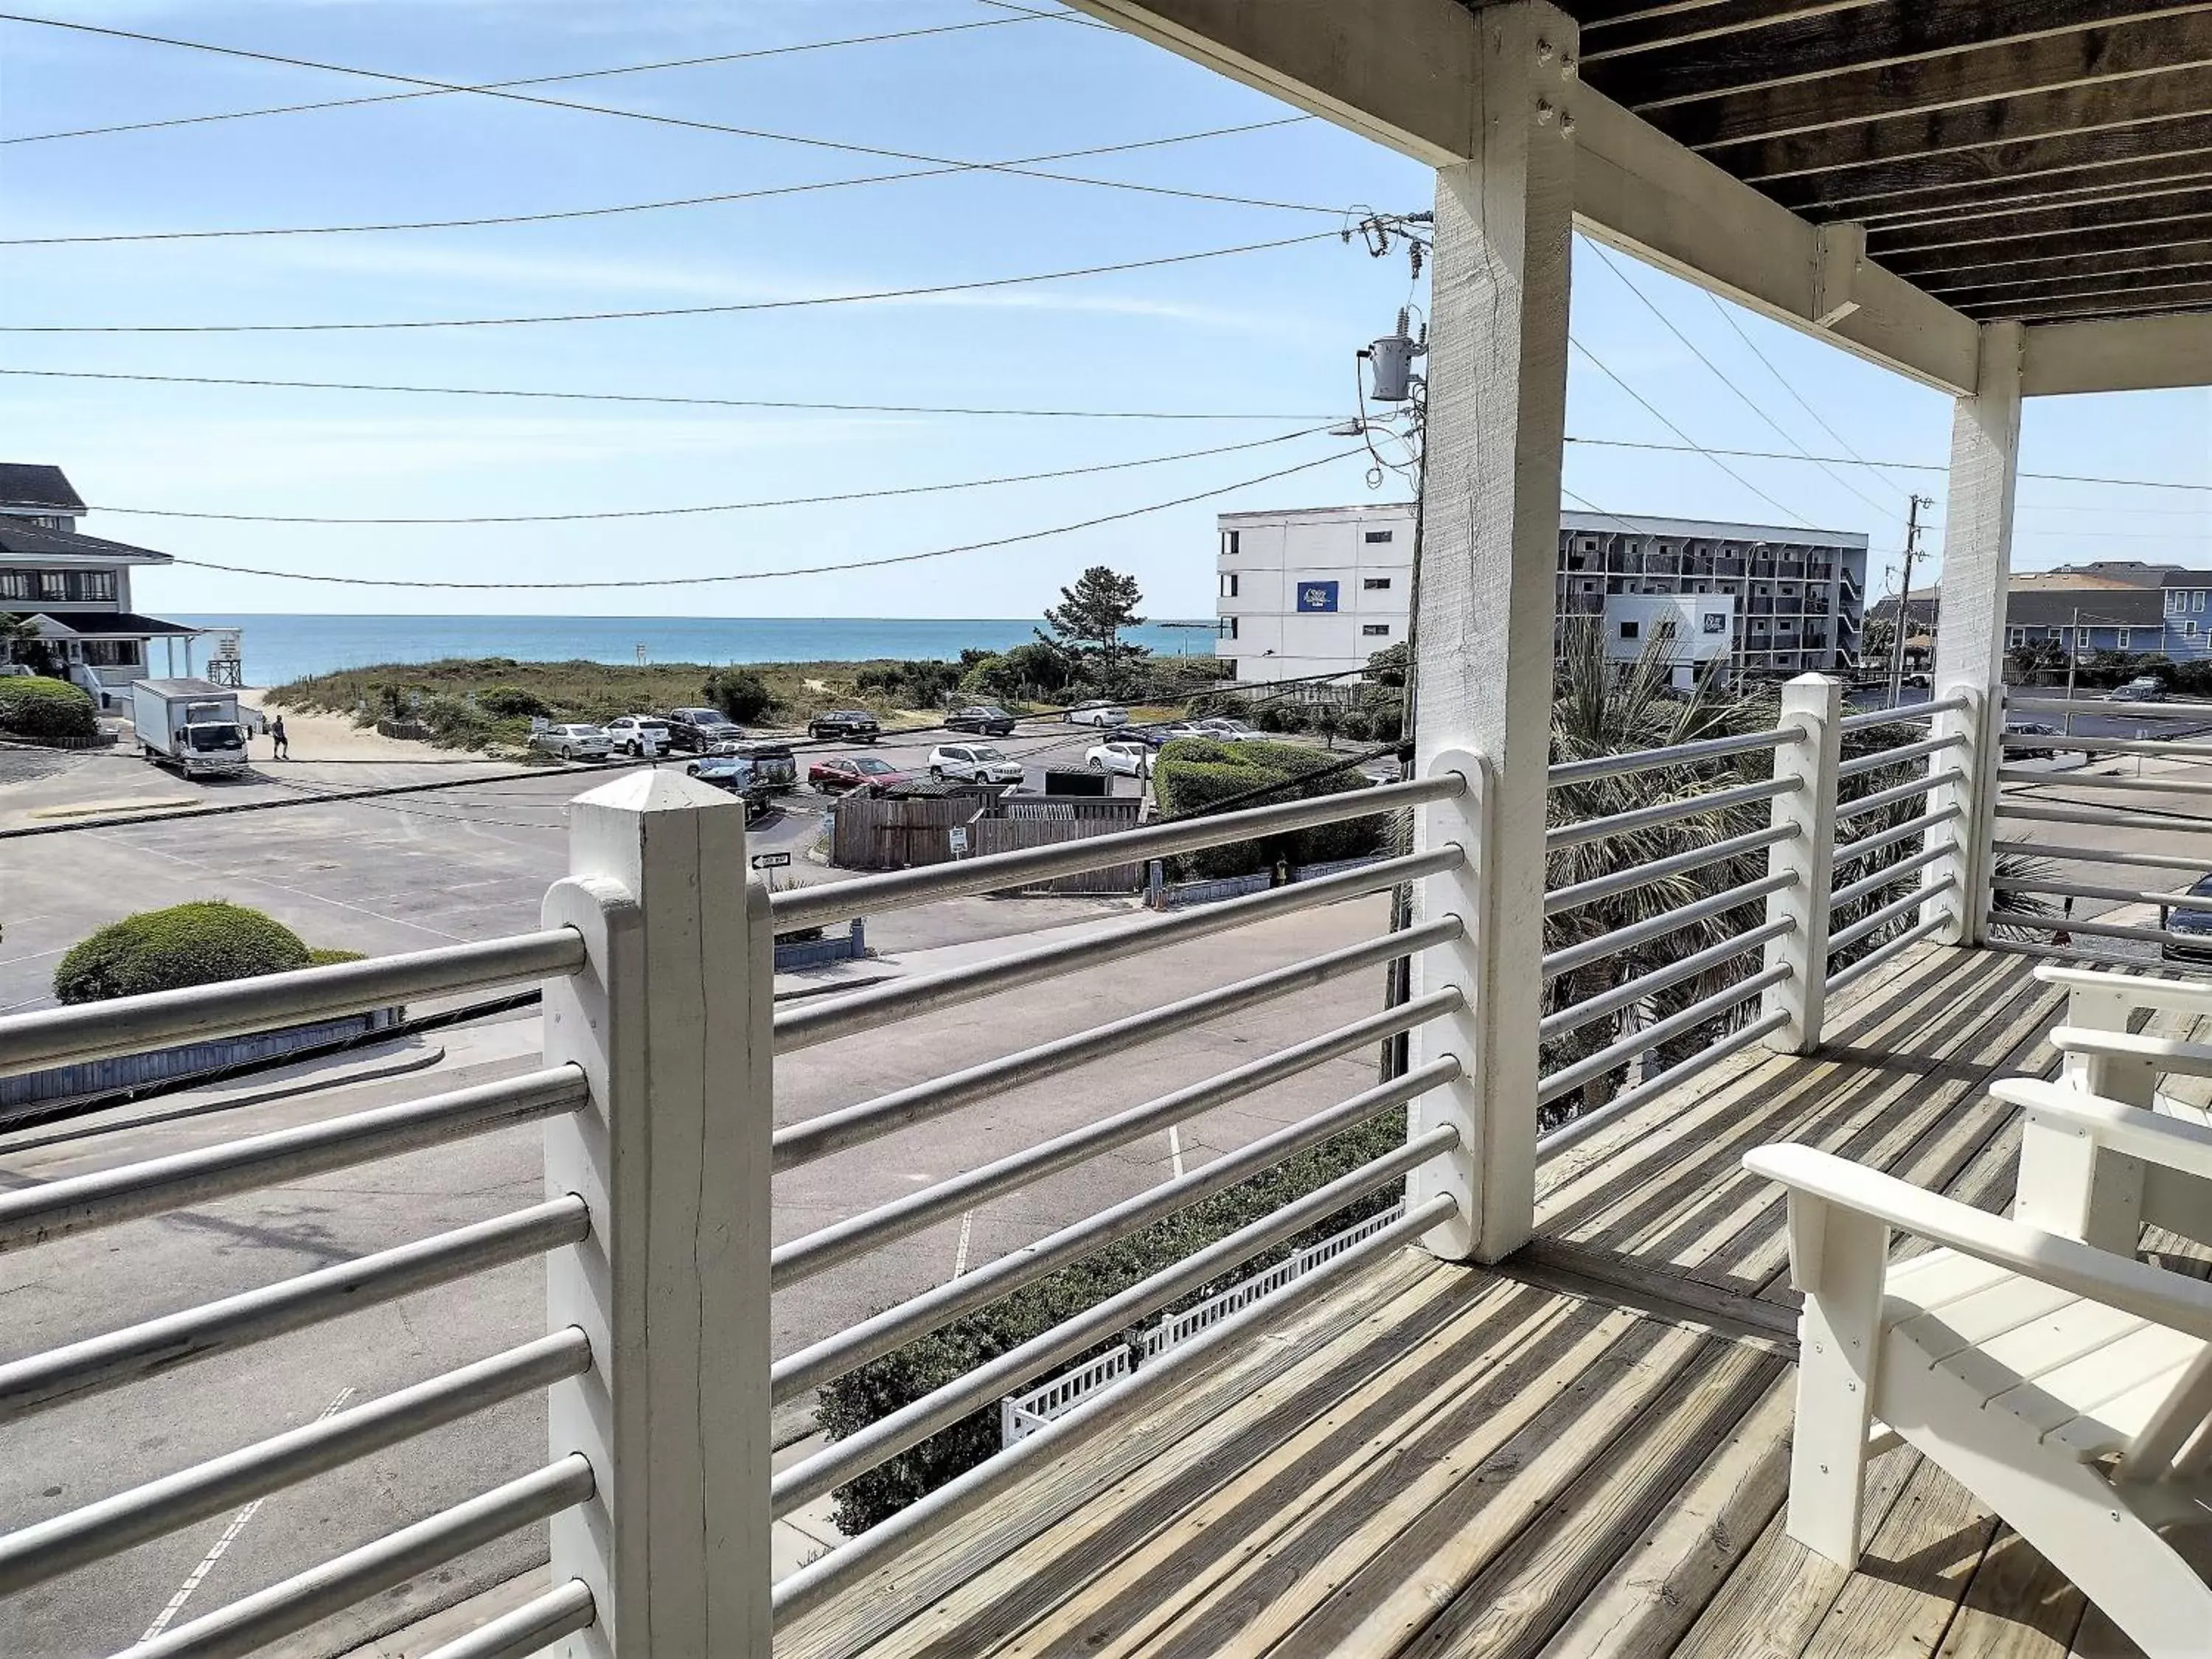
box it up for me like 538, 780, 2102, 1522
1000, 1347, 1133, 1445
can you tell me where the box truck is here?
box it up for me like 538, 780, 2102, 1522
132, 678, 249, 779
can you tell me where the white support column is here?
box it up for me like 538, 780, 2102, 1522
1762, 674, 1842, 1053
542, 771, 773, 1658
1925, 675, 1997, 946
1926, 321, 2022, 948
1405, 0, 1576, 1265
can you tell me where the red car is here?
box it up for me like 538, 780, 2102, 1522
807, 754, 914, 794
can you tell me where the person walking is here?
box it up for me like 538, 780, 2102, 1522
270, 714, 289, 760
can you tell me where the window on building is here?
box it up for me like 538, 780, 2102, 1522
79, 571, 116, 602
1220, 529, 1239, 557
1224, 616, 1239, 640
1620, 620, 1640, 641
2006, 627, 2026, 647
0, 571, 28, 601
2118, 630, 2134, 649
80, 639, 139, 667
1362, 577, 1391, 591
2183, 620, 2199, 637
1363, 529, 1394, 544
1219, 572, 1239, 599
1361, 623, 1391, 637
35, 571, 66, 600
2197, 591, 2206, 612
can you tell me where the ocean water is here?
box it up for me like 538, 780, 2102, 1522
169, 615, 1222, 689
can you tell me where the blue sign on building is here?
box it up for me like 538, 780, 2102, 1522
1296, 580, 1340, 613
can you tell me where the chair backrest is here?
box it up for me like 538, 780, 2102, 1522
2117, 1346, 2212, 1481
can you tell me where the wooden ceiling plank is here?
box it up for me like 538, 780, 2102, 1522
1883, 219, 2212, 280
1967, 282, 2212, 321
1852, 156, 2212, 230
1763, 119, 2212, 215
1916, 238, 2212, 293
1708, 63, 2212, 181
1596, 1, 2211, 107
1576, 1, 1878, 63
1870, 191, 2212, 257
1936, 262, 2212, 309
1641, 13, 2212, 150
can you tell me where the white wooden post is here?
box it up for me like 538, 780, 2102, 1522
1926, 321, 2023, 948
1762, 673, 1842, 1052
541, 771, 773, 1657
1406, 0, 1576, 1265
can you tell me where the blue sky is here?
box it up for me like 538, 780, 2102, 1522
4, 0, 2208, 620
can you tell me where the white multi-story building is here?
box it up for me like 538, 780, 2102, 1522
1215, 505, 1868, 686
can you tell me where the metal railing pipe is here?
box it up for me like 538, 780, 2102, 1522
771, 1057, 1458, 1404
1834, 768, 1964, 826
1544, 726, 1792, 787
1992, 838, 2212, 875
1839, 693, 1969, 734
1543, 822, 1798, 918
1992, 876, 2208, 908
1836, 733, 1961, 779
130, 1458, 594, 1659
1540, 920, 1792, 1044
0, 929, 584, 1078
1994, 800, 2208, 832
2000, 732, 2212, 759
2000, 768, 2212, 799
0, 1329, 589, 1595
771, 917, 1461, 1172
1537, 1006, 1790, 1163
769, 773, 1464, 931
1545, 776, 1799, 852
1536, 964, 1789, 1107
1829, 842, 1953, 911
1828, 913, 1947, 993
771, 1127, 1454, 1518
1541, 872, 1795, 981
2011, 696, 2212, 723
770, 989, 1461, 1290
770, 1191, 1453, 1627
0, 1197, 589, 1424
1831, 804, 1961, 870
1992, 913, 2212, 950
0, 1067, 588, 1253
773, 846, 1461, 1054
1829, 876, 1954, 955
419, 1582, 597, 1659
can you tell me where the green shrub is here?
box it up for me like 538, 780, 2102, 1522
307, 947, 366, 966
477, 685, 552, 720
0, 675, 98, 742
703, 668, 775, 724
53, 902, 314, 1004
854, 658, 961, 710
1151, 737, 1385, 877
816, 1109, 1407, 1533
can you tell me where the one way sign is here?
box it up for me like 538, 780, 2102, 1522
750, 852, 792, 870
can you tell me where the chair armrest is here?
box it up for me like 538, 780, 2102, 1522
2052, 1025, 2212, 1080
2035, 963, 2212, 1018
1743, 1143, 2212, 1343
1992, 1077, 2212, 1182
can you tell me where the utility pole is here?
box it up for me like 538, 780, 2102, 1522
2065, 605, 2081, 737
1887, 493, 1935, 710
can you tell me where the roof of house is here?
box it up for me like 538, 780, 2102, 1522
2042, 560, 2185, 586
2006, 587, 2166, 630
2157, 569, 2212, 588
2008, 572, 2149, 592
0, 521, 172, 564
19, 610, 199, 637
0, 465, 85, 515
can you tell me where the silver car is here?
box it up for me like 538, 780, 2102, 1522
1065, 702, 1129, 728
929, 743, 1025, 784
535, 723, 611, 761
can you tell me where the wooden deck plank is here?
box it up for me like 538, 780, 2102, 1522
1796, 1457, 1999, 1659
1933, 1528, 2089, 1658
1041, 1295, 1646, 1659
779, 1251, 1454, 1659
1406, 1343, 1785, 1658
1531, 1374, 1795, 1659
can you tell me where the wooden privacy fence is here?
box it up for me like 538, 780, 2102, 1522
828, 796, 982, 871
974, 813, 1146, 895
827, 793, 1146, 891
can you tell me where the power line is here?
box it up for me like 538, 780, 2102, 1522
166, 449, 1364, 588
0, 12, 1321, 224
1, 119, 1327, 246
0, 15, 1062, 145
1584, 240, 1907, 524
1567, 337, 1818, 529
1567, 435, 2212, 498
0, 229, 1341, 333
0, 366, 1332, 422
90, 426, 1336, 524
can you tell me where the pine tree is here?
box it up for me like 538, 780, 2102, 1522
1040, 566, 1148, 687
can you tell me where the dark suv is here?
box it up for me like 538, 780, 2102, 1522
945, 704, 1017, 737
665, 706, 745, 754
807, 709, 881, 742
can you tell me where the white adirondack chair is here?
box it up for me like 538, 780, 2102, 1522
2039, 962, 2212, 1129
1746, 1079, 2212, 1659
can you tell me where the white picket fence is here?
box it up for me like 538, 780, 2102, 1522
998, 1202, 1408, 1446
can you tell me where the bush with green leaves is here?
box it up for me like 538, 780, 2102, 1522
0, 675, 98, 742
703, 668, 775, 724
815, 1109, 1407, 1534
1150, 737, 1383, 877
53, 902, 316, 1004
476, 685, 552, 720
855, 658, 962, 710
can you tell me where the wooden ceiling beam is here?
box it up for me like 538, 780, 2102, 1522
1708, 63, 2212, 181
1651, 13, 2212, 151
2022, 312, 2212, 394
1592, 1, 2210, 108
1868, 187, 2212, 256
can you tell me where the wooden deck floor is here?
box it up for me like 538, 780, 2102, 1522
781, 943, 2208, 1659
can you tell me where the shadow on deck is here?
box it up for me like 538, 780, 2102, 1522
782, 944, 2202, 1658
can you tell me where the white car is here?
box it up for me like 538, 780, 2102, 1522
535, 723, 611, 761
1199, 718, 1261, 740
604, 714, 672, 757
929, 743, 1025, 784
1087, 741, 1152, 779
1065, 702, 1129, 728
